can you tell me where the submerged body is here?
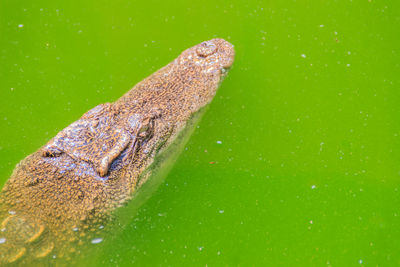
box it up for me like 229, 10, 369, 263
0, 39, 234, 264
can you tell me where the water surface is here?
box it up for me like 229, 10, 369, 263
1, 0, 399, 266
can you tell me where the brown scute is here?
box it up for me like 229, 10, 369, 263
7, 247, 27, 263
0, 39, 234, 264
33, 240, 54, 258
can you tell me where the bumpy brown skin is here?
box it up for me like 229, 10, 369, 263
0, 39, 234, 264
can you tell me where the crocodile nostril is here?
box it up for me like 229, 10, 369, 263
196, 41, 217, 57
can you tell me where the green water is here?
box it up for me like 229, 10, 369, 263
1, 0, 399, 266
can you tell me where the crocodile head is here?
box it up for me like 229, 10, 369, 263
37, 38, 235, 183
0, 38, 234, 264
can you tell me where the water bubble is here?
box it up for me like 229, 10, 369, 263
216, 141, 222, 144
91, 238, 103, 244
301, 54, 306, 58
0, 237, 6, 244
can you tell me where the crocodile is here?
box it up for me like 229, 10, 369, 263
0, 38, 234, 264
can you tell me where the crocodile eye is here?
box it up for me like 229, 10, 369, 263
138, 125, 149, 136
138, 118, 155, 139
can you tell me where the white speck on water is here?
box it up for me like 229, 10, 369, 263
0, 237, 6, 244
99, 225, 104, 229
18, 24, 24, 28
91, 237, 103, 244
198, 246, 204, 251
346, 64, 350, 67
52, 255, 57, 259
10, 87, 14, 91
1, 228, 5, 232
309, 220, 313, 224
311, 185, 316, 189
347, 51, 351, 55
301, 54, 306, 58
319, 142, 324, 151
359, 259, 363, 264
319, 24, 324, 27
216, 141, 222, 144
219, 210, 224, 214
72, 227, 78, 232
8, 211, 16, 215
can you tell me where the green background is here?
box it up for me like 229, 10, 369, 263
1, 0, 399, 266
